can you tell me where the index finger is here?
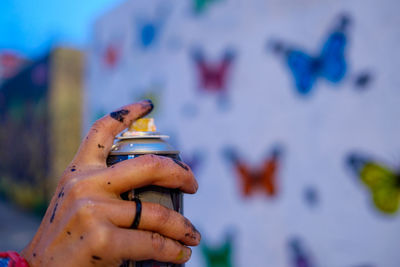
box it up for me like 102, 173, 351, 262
73, 100, 153, 167
101, 154, 198, 194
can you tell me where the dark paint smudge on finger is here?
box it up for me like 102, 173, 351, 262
172, 158, 189, 171
50, 203, 59, 223
92, 255, 102, 260
110, 109, 130, 123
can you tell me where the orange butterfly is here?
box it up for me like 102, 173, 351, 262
223, 145, 282, 197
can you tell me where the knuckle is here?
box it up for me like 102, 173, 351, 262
141, 154, 163, 172
74, 198, 96, 219
90, 225, 111, 253
67, 178, 87, 199
151, 232, 166, 253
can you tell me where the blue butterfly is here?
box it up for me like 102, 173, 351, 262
135, 4, 170, 49
288, 237, 314, 267
271, 14, 350, 95
140, 23, 159, 48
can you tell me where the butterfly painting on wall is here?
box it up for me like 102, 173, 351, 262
222, 145, 283, 198
134, 4, 171, 49
100, 34, 125, 70
347, 152, 400, 215
201, 232, 234, 267
192, 0, 221, 15
288, 237, 314, 267
103, 43, 121, 68
191, 48, 235, 109
269, 13, 351, 96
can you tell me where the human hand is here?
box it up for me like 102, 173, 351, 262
21, 100, 200, 266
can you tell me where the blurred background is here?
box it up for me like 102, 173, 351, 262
0, 0, 399, 266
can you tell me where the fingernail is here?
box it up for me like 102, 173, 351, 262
176, 247, 191, 261
185, 247, 192, 259
176, 250, 185, 261
144, 99, 154, 111
196, 228, 202, 242
189, 223, 201, 242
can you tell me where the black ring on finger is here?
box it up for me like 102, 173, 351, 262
131, 197, 142, 229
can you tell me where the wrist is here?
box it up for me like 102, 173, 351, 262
19, 248, 32, 266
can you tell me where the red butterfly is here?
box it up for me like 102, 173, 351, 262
192, 48, 235, 93
103, 43, 121, 68
223, 146, 282, 198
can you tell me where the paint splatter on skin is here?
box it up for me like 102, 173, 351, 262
52, 188, 65, 223
71, 168, 76, 172
172, 159, 189, 171
109, 109, 130, 123
176, 250, 185, 261
183, 218, 200, 240
58, 187, 64, 198
98, 144, 105, 149
50, 203, 59, 223
67, 231, 71, 235
92, 255, 102, 260
107, 182, 111, 185
185, 232, 197, 240
33, 253, 36, 257
80, 236, 84, 240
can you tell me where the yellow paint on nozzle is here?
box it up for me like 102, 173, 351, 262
130, 118, 157, 132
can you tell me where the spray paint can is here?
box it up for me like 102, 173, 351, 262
106, 118, 183, 267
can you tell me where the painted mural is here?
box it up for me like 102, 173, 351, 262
0, 49, 83, 216
86, 0, 400, 266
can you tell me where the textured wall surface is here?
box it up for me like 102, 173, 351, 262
86, 1, 400, 266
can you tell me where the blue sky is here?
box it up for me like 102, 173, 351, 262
0, 0, 124, 58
